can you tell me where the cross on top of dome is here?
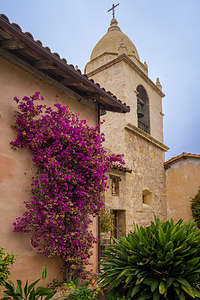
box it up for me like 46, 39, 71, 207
107, 3, 120, 19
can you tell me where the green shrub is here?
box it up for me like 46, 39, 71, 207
100, 218, 200, 299
0, 248, 15, 286
1, 266, 63, 300
62, 278, 98, 300
191, 189, 200, 228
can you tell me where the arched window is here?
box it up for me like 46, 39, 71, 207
136, 85, 150, 134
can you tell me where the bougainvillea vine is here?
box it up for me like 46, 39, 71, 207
11, 92, 124, 270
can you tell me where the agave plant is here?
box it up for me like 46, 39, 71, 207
100, 218, 200, 299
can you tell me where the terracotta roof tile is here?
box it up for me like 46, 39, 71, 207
111, 162, 132, 173
164, 152, 200, 168
0, 14, 130, 113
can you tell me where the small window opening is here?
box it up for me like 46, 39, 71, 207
110, 175, 121, 196
142, 190, 153, 206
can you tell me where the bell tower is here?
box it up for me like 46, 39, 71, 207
85, 16, 169, 229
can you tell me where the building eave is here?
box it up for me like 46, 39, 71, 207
0, 14, 130, 113
164, 152, 200, 169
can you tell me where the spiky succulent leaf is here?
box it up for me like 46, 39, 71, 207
100, 217, 200, 299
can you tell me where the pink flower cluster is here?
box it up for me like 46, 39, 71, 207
11, 92, 124, 267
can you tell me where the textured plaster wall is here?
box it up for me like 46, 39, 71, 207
0, 54, 98, 284
166, 158, 200, 222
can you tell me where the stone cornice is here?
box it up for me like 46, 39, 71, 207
86, 52, 147, 74
86, 54, 165, 98
125, 123, 169, 152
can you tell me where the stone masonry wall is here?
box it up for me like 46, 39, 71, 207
124, 128, 166, 230
103, 128, 166, 234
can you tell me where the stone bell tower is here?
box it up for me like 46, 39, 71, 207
85, 16, 169, 231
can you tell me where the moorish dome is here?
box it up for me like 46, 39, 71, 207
85, 18, 145, 75
90, 18, 139, 61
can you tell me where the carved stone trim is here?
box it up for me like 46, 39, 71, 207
86, 54, 165, 98
125, 123, 169, 151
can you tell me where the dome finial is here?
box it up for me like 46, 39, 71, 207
110, 18, 118, 26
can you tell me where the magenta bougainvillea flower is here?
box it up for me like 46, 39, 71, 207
11, 92, 124, 268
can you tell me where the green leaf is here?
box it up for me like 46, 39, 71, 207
42, 265, 47, 280
186, 257, 200, 266
129, 285, 141, 297
178, 291, 186, 300
165, 241, 174, 251
116, 269, 127, 279
52, 297, 67, 300
144, 278, 158, 293
24, 281, 28, 298
138, 294, 151, 300
153, 291, 160, 300
35, 286, 54, 296
192, 287, 200, 297
159, 281, 166, 295
44, 291, 57, 300
136, 277, 144, 285
177, 278, 192, 289
29, 289, 36, 300
158, 226, 165, 245
181, 285, 195, 298
27, 279, 40, 294
4, 281, 15, 293
125, 275, 133, 284
16, 280, 23, 297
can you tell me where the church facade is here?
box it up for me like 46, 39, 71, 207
85, 17, 169, 236
0, 13, 129, 282
1, 10, 199, 282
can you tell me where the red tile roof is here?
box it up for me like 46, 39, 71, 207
111, 161, 132, 173
164, 152, 200, 168
0, 14, 130, 113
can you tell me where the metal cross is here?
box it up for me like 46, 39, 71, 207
107, 3, 120, 19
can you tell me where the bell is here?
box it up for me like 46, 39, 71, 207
137, 102, 144, 118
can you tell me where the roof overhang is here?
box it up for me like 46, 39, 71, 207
0, 14, 130, 113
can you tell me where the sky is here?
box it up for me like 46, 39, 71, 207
1, 0, 200, 160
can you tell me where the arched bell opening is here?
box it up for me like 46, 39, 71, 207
136, 85, 150, 134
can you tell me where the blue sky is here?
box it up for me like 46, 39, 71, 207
1, 1, 200, 160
